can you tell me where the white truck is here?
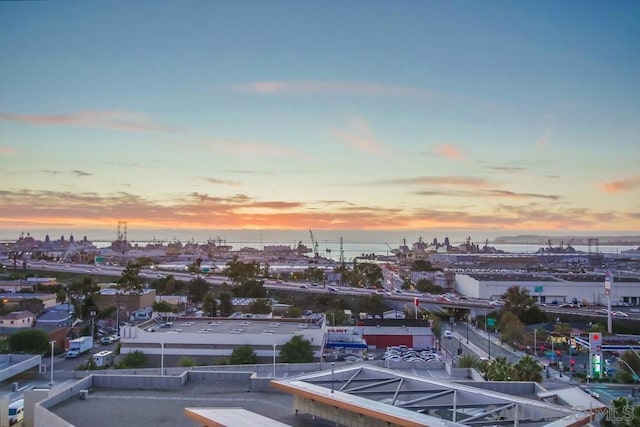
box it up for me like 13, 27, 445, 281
93, 350, 114, 368
66, 336, 93, 358
8, 399, 23, 425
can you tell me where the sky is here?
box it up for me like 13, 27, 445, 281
1, 1, 639, 240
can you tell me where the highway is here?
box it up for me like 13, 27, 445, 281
6, 259, 640, 320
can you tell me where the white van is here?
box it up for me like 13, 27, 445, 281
8, 399, 24, 425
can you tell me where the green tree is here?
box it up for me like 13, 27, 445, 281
229, 345, 258, 365
456, 354, 481, 369
187, 277, 210, 304
219, 292, 233, 317
202, 291, 217, 317
224, 257, 259, 284
115, 350, 146, 369
232, 279, 267, 298
179, 356, 196, 367
8, 329, 49, 354
501, 285, 535, 317
118, 263, 144, 294
56, 288, 67, 304
326, 309, 351, 326
512, 355, 542, 382
152, 300, 175, 313
67, 276, 100, 318
414, 279, 443, 294
617, 350, 640, 384
285, 306, 302, 318
498, 311, 525, 347
279, 335, 314, 363
248, 298, 272, 314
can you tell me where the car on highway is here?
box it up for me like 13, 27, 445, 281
443, 330, 453, 339
612, 311, 629, 318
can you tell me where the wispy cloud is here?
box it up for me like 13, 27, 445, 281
204, 177, 241, 187
0, 146, 18, 156
233, 80, 434, 98
332, 116, 387, 156
42, 169, 92, 177
0, 110, 179, 133
208, 138, 306, 159
485, 165, 528, 173
415, 189, 560, 200
599, 176, 640, 193
380, 176, 491, 188
433, 143, 465, 160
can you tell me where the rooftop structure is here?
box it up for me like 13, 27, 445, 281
273, 364, 598, 426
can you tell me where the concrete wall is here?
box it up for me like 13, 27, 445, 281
0, 354, 41, 382
32, 376, 93, 427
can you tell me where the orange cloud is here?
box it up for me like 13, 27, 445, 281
0, 189, 635, 232
433, 143, 465, 160
0, 110, 179, 133
599, 176, 640, 193
332, 116, 387, 156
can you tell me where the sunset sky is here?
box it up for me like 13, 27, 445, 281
1, 1, 639, 237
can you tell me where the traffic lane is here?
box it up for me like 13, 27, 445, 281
452, 323, 519, 363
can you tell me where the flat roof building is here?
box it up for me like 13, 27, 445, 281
120, 315, 326, 363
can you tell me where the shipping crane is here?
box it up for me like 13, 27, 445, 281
309, 229, 319, 258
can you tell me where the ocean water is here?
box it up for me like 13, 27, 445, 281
3, 228, 637, 262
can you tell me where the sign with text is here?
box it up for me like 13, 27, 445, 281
534, 286, 544, 293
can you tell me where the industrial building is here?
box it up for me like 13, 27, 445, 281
119, 315, 326, 363
456, 272, 640, 305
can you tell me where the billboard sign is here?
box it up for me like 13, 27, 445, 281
589, 332, 602, 352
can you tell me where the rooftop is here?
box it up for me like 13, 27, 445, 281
142, 317, 323, 336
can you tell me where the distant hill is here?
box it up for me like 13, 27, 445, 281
492, 235, 640, 245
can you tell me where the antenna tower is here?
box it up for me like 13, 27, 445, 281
339, 236, 345, 264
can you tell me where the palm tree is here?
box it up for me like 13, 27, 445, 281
484, 356, 513, 381
513, 355, 543, 382
457, 354, 481, 369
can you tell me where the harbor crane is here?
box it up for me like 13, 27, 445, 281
309, 229, 319, 258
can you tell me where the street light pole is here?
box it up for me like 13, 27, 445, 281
49, 340, 55, 385
160, 342, 165, 376
466, 314, 469, 344
331, 362, 335, 393
272, 344, 276, 377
